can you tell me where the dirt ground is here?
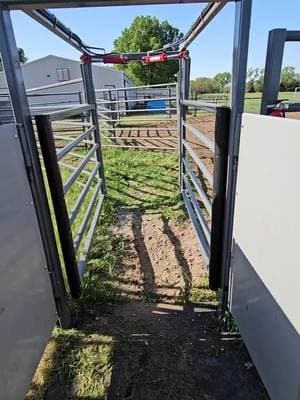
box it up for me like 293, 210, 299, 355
74, 211, 269, 400
112, 210, 206, 303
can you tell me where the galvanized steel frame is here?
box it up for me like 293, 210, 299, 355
0, 9, 71, 327
260, 29, 300, 115
178, 58, 230, 287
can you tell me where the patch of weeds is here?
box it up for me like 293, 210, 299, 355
26, 329, 114, 400
187, 276, 218, 305
217, 310, 239, 334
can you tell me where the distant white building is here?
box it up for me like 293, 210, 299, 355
0, 54, 136, 110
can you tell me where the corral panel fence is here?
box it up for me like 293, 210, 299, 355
178, 57, 230, 291
34, 103, 106, 298
95, 82, 178, 151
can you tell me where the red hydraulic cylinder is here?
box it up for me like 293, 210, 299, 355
142, 53, 168, 64
102, 54, 128, 64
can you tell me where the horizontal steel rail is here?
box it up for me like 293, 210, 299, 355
182, 158, 212, 216
95, 82, 176, 93
26, 78, 83, 93
99, 118, 177, 123
103, 136, 177, 141
97, 96, 177, 105
74, 180, 102, 252
69, 163, 101, 225
99, 107, 176, 114
77, 194, 104, 278
182, 190, 210, 265
4, 1, 226, 10
63, 144, 98, 194
104, 127, 177, 131
102, 144, 176, 151
48, 104, 93, 122
183, 139, 213, 186
183, 120, 214, 151
183, 174, 210, 243
181, 99, 218, 113
56, 125, 95, 161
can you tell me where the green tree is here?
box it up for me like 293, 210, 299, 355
0, 48, 28, 71
190, 77, 216, 95
253, 68, 264, 92
246, 67, 260, 92
213, 72, 231, 93
113, 16, 183, 85
280, 66, 299, 91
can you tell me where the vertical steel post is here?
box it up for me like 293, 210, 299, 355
260, 29, 287, 115
221, 0, 252, 307
35, 115, 82, 299
209, 106, 230, 290
80, 59, 106, 193
0, 9, 71, 327
178, 57, 191, 193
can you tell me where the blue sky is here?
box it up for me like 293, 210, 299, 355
11, 0, 300, 79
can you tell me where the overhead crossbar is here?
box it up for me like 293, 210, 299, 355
179, 1, 229, 49
1, 0, 232, 10
24, 1, 229, 58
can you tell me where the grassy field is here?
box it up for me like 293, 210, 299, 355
198, 91, 299, 114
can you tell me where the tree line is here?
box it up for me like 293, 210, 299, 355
191, 66, 300, 95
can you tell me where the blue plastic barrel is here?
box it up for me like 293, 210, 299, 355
146, 99, 167, 113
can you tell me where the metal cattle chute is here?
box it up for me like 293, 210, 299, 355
0, 1, 299, 400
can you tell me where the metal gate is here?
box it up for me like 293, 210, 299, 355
35, 102, 105, 298
177, 57, 230, 290
96, 82, 178, 151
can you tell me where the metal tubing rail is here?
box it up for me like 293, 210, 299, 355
95, 82, 176, 93
99, 118, 177, 123
181, 99, 218, 113
182, 190, 210, 265
99, 107, 176, 114
97, 96, 177, 105
35, 114, 81, 298
183, 120, 214, 152
104, 127, 177, 131
179, 1, 229, 50
183, 174, 210, 243
26, 78, 83, 93
73, 180, 102, 252
77, 193, 104, 278
56, 125, 95, 161
182, 139, 213, 186
4, 1, 224, 10
63, 144, 98, 194
182, 158, 212, 216
47, 104, 93, 122
69, 163, 101, 225
103, 136, 177, 141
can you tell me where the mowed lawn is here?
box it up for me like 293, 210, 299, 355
197, 91, 299, 114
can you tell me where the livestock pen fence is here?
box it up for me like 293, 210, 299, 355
0, 2, 300, 400
95, 82, 178, 151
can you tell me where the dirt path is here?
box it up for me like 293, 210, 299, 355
74, 211, 269, 400
28, 210, 269, 400
112, 211, 206, 303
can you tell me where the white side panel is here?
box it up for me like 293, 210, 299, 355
0, 124, 57, 400
230, 113, 300, 400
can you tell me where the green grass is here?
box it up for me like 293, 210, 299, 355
197, 91, 298, 114
27, 147, 190, 400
